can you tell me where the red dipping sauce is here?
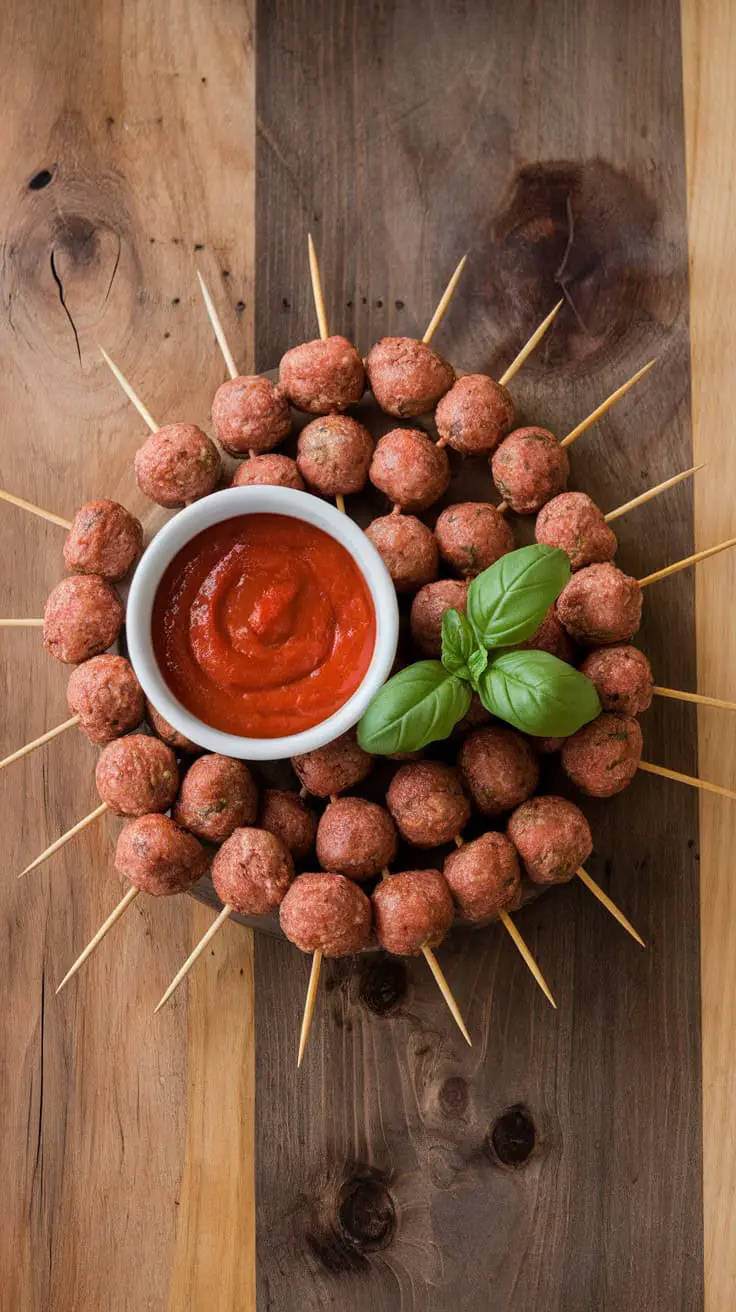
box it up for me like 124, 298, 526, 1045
152, 514, 376, 739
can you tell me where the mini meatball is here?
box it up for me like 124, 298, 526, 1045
458, 726, 540, 816
528, 735, 567, 755
211, 376, 292, 455
535, 492, 617, 571
365, 337, 455, 417
63, 499, 143, 581
387, 761, 470, 847
435, 375, 514, 454
562, 712, 643, 797
95, 734, 179, 816
173, 755, 258, 843
279, 336, 365, 414
146, 701, 202, 755
259, 788, 317, 861
280, 872, 372, 956
365, 514, 438, 592
443, 832, 521, 920
115, 814, 209, 896
212, 827, 294, 915
232, 453, 305, 491
410, 579, 468, 657
580, 645, 654, 715
372, 869, 454, 955
522, 608, 577, 665
43, 575, 123, 665
453, 692, 492, 735
296, 415, 373, 496
66, 654, 144, 744
291, 730, 373, 798
134, 424, 221, 508
491, 427, 569, 514
508, 795, 593, 884
369, 427, 450, 512
435, 503, 515, 578
316, 797, 397, 880
556, 563, 643, 645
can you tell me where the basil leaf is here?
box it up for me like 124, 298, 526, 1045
466, 545, 571, 649
478, 649, 601, 737
441, 609, 474, 679
357, 660, 472, 755
467, 645, 488, 688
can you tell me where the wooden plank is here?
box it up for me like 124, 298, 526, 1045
254, 1, 703, 1308
0, 3, 256, 1308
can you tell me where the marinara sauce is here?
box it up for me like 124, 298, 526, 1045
152, 514, 376, 738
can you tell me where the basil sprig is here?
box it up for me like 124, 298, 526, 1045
477, 649, 601, 737
466, 544, 571, 648
357, 661, 472, 755
441, 609, 474, 679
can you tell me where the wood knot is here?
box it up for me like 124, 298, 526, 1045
28, 167, 55, 191
357, 956, 407, 1015
53, 214, 99, 266
306, 1168, 396, 1272
487, 1104, 537, 1168
438, 1075, 469, 1119
337, 1176, 396, 1251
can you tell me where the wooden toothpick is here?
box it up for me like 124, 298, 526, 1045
604, 463, 704, 524
0, 618, 44, 627
0, 715, 79, 772
497, 300, 563, 388
19, 801, 109, 877
422, 254, 468, 345
56, 885, 140, 994
638, 535, 736, 587
197, 270, 239, 380
421, 945, 472, 1045
298, 948, 323, 1067
560, 360, 656, 448
576, 867, 645, 947
154, 904, 234, 1013
0, 488, 71, 531
498, 909, 557, 1008
653, 687, 736, 713
307, 233, 329, 342
638, 760, 736, 802
99, 347, 159, 433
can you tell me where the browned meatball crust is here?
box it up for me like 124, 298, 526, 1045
316, 797, 397, 880
212, 827, 294, 915
507, 795, 593, 884
410, 579, 468, 658
556, 563, 643, 645
43, 574, 123, 665
134, 424, 221, 508
259, 788, 317, 861
211, 376, 292, 455
232, 453, 305, 491
561, 712, 643, 797
535, 492, 618, 571
63, 499, 143, 581
146, 701, 202, 755
297, 415, 373, 496
66, 654, 144, 744
115, 814, 209, 896
365, 514, 438, 592
365, 337, 455, 417
491, 427, 569, 514
372, 869, 454, 955
95, 734, 179, 816
435, 375, 514, 454
579, 645, 654, 715
387, 761, 470, 847
291, 730, 373, 798
435, 502, 515, 578
443, 832, 521, 920
279, 336, 365, 414
369, 427, 450, 512
522, 608, 577, 665
280, 872, 372, 956
458, 726, 540, 816
173, 755, 259, 843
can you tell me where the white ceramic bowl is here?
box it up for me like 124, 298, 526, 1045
126, 486, 399, 761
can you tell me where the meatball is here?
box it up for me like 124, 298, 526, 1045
316, 797, 397, 880
410, 579, 468, 658
458, 726, 540, 816
387, 761, 470, 847
453, 692, 492, 735
562, 712, 643, 797
443, 832, 521, 920
365, 337, 455, 417
280, 872, 372, 956
580, 645, 654, 715
63, 499, 143, 581
435, 375, 514, 454
134, 424, 221, 508
522, 608, 577, 665
279, 336, 365, 414
508, 795, 593, 885
115, 814, 209, 896
370, 427, 450, 512
212, 827, 294, 915
535, 492, 617, 571
211, 375, 291, 455
491, 427, 569, 514
232, 453, 305, 491
146, 701, 202, 755
529, 735, 567, 755
43, 574, 123, 665
291, 730, 373, 798
435, 502, 515, 578
95, 734, 179, 816
365, 514, 438, 592
173, 755, 258, 843
259, 788, 317, 861
372, 869, 454, 955
296, 415, 373, 496
556, 563, 643, 645
66, 654, 144, 744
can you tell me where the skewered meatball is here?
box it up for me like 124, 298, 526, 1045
443, 832, 521, 920
365, 338, 455, 417
115, 814, 209, 895
387, 761, 470, 847
562, 712, 643, 797
296, 415, 373, 496
435, 375, 514, 454
535, 492, 617, 571
259, 788, 317, 861
66, 654, 144, 744
529, 735, 567, 755
134, 424, 221, 508
291, 730, 373, 798
316, 797, 397, 881
232, 453, 305, 491
556, 563, 642, 645
279, 337, 365, 414
435, 502, 515, 578
63, 500, 143, 581
280, 873, 372, 956
146, 701, 202, 755
43, 575, 123, 665
491, 427, 569, 514
410, 579, 468, 658
372, 869, 453, 955
212, 827, 294, 915
95, 734, 179, 816
522, 608, 577, 665
173, 755, 258, 843
211, 376, 292, 455
579, 645, 653, 715
508, 796, 593, 884
366, 514, 438, 592
458, 726, 540, 816
369, 427, 450, 511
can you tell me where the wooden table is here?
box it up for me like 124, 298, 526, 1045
0, 1, 732, 1307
